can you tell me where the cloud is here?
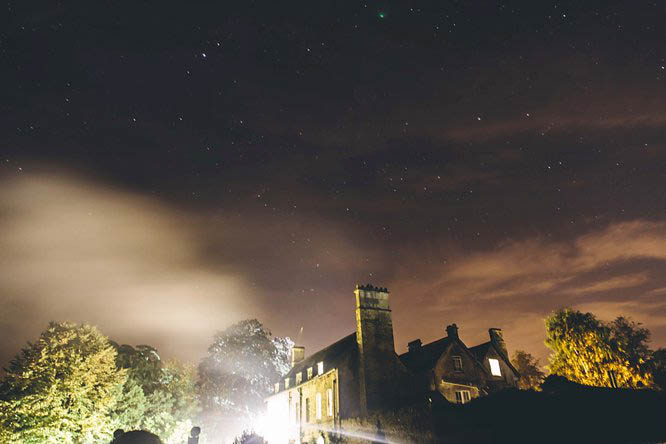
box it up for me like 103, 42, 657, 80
3, 172, 666, 372
0, 172, 254, 365
0, 171, 383, 368
564, 273, 649, 296
445, 113, 666, 142
389, 220, 666, 361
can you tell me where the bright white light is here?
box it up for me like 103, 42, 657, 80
258, 393, 291, 444
489, 358, 501, 376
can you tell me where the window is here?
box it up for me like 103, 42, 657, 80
307, 367, 313, 379
284, 377, 290, 389
296, 372, 302, 384
453, 355, 463, 371
327, 388, 333, 416
274, 383, 280, 393
455, 390, 471, 404
305, 398, 310, 423
489, 358, 502, 376
316, 392, 322, 419
317, 361, 324, 375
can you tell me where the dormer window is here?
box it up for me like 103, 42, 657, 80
274, 383, 280, 393
285, 377, 290, 389
317, 361, 324, 375
453, 355, 463, 371
307, 367, 313, 379
489, 358, 502, 376
296, 372, 302, 384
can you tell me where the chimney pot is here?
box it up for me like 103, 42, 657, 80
408, 339, 422, 352
489, 328, 508, 357
446, 323, 459, 339
290, 346, 305, 368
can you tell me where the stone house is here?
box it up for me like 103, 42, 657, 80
400, 324, 519, 405
264, 284, 518, 443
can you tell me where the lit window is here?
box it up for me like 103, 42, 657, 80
307, 367, 313, 379
489, 358, 502, 376
327, 388, 333, 416
284, 377, 290, 389
316, 392, 322, 419
317, 361, 324, 375
453, 355, 463, 371
296, 372, 302, 384
455, 390, 471, 404
274, 383, 280, 393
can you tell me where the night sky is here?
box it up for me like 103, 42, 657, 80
2, 1, 666, 368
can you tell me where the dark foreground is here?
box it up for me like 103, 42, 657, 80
431, 377, 666, 443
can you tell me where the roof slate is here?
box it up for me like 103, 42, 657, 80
285, 332, 358, 380
398, 336, 454, 372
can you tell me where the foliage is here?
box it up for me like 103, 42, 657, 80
545, 308, 653, 388
110, 344, 199, 442
0, 322, 126, 443
652, 348, 666, 391
113, 343, 162, 394
233, 430, 266, 444
0, 322, 200, 443
198, 319, 292, 439
511, 350, 545, 390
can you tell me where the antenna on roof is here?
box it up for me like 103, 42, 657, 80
296, 326, 304, 345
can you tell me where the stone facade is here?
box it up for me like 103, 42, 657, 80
265, 284, 519, 443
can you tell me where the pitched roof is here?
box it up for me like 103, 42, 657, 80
469, 341, 520, 376
285, 332, 358, 381
398, 336, 454, 372
468, 341, 493, 361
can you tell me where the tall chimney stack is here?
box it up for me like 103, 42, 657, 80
355, 284, 395, 414
407, 339, 422, 352
290, 346, 305, 368
489, 328, 507, 357
446, 323, 459, 339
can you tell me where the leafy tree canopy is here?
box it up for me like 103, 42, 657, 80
545, 308, 653, 389
198, 319, 292, 439
652, 348, 666, 391
109, 343, 199, 444
511, 350, 545, 390
0, 321, 126, 443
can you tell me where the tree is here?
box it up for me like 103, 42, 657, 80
113, 343, 163, 394
610, 317, 652, 372
198, 319, 292, 440
511, 350, 545, 390
109, 344, 199, 444
545, 308, 653, 388
652, 348, 666, 391
0, 322, 126, 443
142, 360, 199, 444
233, 430, 265, 444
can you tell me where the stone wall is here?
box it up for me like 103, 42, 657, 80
334, 405, 433, 444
